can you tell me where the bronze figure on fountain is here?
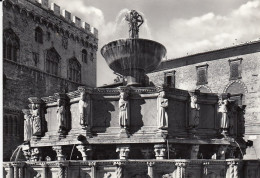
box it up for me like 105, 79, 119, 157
125, 10, 144, 39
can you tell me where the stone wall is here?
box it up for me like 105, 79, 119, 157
3, 0, 98, 160
148, 41, 260, 159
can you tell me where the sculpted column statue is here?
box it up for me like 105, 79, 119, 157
125, 10, 144, 39
28, 97, 45, 137
157, 91, 168, 130
218, 98, 230, 135
119, 91, 129, 129
189, 92, 200, 129
55, 93, 69, 134
22, 109, 33, 141
79, 91, 91, 128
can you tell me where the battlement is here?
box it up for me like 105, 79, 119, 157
10, 0, 98, 38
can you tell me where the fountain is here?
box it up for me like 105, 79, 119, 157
101, 10, 166, 86
3, 10, 254, 178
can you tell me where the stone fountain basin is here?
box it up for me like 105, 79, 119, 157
101, 39, 167, 75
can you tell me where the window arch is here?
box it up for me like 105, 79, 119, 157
35, 27, 43, 43
82, 49, 87, 63
68, 57, 81, 83
3, 28, 20, 61
46, 48, 60, 75
224, 80, 247, 105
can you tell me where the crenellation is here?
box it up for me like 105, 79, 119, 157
37, 0, 48, 9
62, 9, 71, 21
91, 27, 98, 38
51, 3, 60, 16
73, 16, 81, 28
82, 21, 90, 31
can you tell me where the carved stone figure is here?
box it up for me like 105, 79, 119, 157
125, 10, 144, 38
57, 99, 66, 133
119, 91, 129, 129
218, 99, 229, 129
79, 92, 91, 128
157, 91, 168, 129
22, 109, 33, 141
189, 94, 200, 128
31, 104, 42, 135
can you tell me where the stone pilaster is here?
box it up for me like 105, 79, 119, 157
175, 162, 188, 178
89, 162, 96, 178
202, 162, 210, 177
53, 146, 65, 161
11, 163, 18, 178
31, 148, 41, 161
42, 163, 48, 178
227, 160, 240, 178
154, 144, 167, 159
190, 144, 200, 159
116, 145, 130, 160
147, 162, 155, 178
113, 162, 124, 178
76, 144, 92, 160
56, 162, 69, 178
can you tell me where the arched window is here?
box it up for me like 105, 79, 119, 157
225, 81, 246, 105
46, 48, 60, 75
82, 49, 87, 63
68, 57, 81, 83
35, 27, 43, 43
3, 29, 19, 61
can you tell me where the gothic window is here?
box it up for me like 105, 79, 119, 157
229, 58, 242, 80
46, 48, 60, 75
82, 49, 87, 63
196, 64, 208, 85
68, 58, 81, 82
164, 70, 175, 87
3, 28, 20, 61
35, 27, 43, 43
225, 81, 246, 105
32, 52, 39, 67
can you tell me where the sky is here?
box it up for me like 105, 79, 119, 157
50, 0, 260, 86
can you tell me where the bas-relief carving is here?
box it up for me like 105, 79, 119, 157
31, 103, 42, 136
157, 91, 168, 130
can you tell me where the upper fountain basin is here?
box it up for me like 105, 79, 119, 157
101, 38, 167, 75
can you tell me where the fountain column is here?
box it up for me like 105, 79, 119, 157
227, 160, 240, 178
89, 162, 96, 178
53, 146, 65, 161
116, 145, 130, 160
113, 162, 124, 178
175, 162, 188, 178
11, 163, 18, 178
76, 144, 92, 160
154, 144, 167, 159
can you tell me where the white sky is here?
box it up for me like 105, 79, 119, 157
50, 0, 260, 86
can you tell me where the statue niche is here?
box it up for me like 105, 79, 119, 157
157, 91, 168, 130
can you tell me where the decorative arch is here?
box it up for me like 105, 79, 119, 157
196, 85, 212, 93
223, 80, 248, 94
68, 57, 81, 83
223, 80, 247, 105
3, 28, 20, 62
45, 48, 61, 76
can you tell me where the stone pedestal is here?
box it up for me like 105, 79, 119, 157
53, 146, 65, 161
116, 145, 130, 160
156, 129, 168, 139
76, 144, 92, 160
154, 144, 167, 159
119, 128, 130, 138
